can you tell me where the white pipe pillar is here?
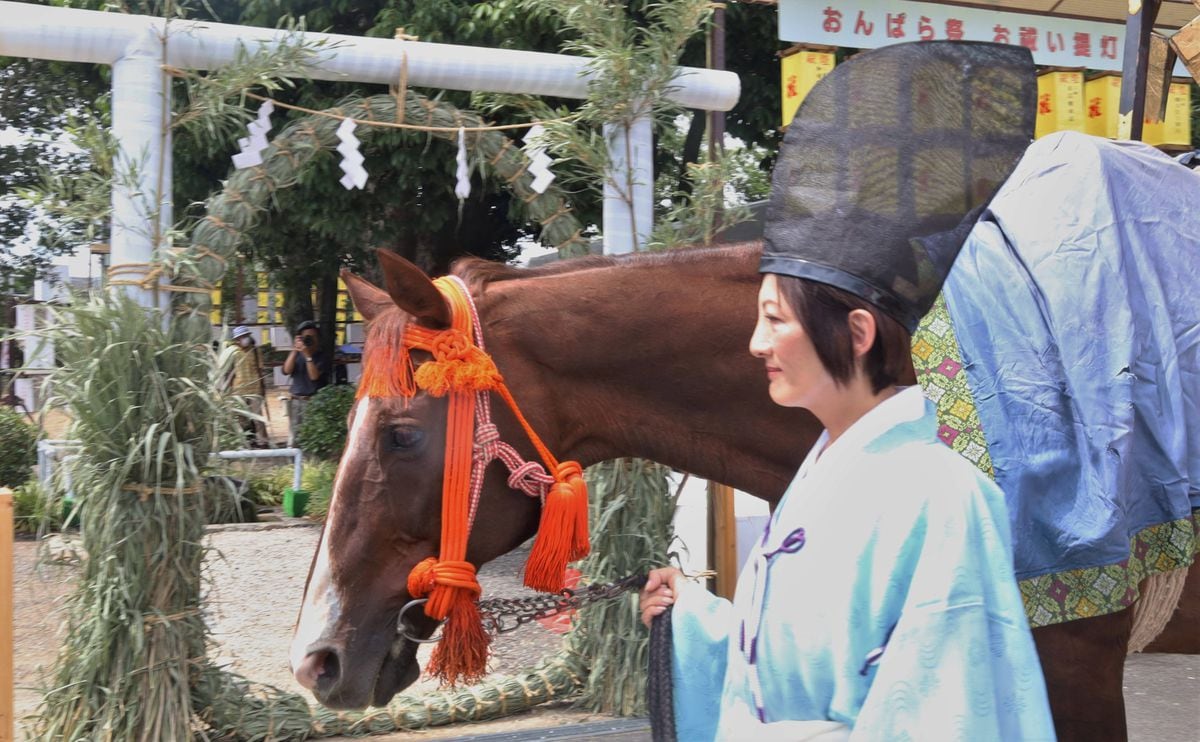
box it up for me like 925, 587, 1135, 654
110, 27, 172, 308
602, 115, 655, 254
0, 3, 739, 109
0, 1, 741, 275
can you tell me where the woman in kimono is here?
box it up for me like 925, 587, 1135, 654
639, 42, 1057, 741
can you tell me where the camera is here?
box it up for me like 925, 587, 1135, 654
301, 335, 315, 347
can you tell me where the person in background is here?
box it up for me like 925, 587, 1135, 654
229, 326, 269, 448
282, 320, 330, 447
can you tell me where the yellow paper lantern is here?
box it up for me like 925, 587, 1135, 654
1084, 73, 1122, 140
1143, 81, 1192, 147
1035, 70, 1086, 140
210, 289, 223, 325
781, 50, 835, 128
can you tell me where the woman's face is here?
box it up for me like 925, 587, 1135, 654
748, 274, 837, 409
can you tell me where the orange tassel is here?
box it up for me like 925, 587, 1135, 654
407, 558, 490, 686
425, 592, 492, 686
523, 461, 590, 592
414, 343, 502, 397
558, 462, 591, 560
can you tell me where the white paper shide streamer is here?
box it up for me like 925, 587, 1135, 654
231, 100, 275, 169
337, 118, 368, 190
523, 124, 556, 194
455, 127, 471, 200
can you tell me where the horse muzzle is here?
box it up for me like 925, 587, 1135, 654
292, 633, 422, 708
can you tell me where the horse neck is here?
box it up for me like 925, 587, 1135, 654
474, 243, 819, 502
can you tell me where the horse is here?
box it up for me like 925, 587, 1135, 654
291, 131, 1200, 738
287, 237, 1197, 739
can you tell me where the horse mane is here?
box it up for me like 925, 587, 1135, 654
450, 240, 760, 295
358, 241, 760, 398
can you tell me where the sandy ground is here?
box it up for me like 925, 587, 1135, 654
13, 527, 619, 741
12, 525, 1200, 741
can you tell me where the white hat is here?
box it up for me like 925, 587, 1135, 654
232, 326, 253, 340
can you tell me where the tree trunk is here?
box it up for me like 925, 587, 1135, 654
277, 268, 314, 335
316, 271, 338, 362
678, 109, 706, 195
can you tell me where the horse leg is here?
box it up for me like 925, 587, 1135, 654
1142, 561, 1200, 653
1033, 608, 1133, 742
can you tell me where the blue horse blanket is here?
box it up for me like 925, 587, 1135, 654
944, 132, 1200, 623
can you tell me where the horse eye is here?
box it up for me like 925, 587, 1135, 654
389, 427, 425, 450
389, 427, 426, 451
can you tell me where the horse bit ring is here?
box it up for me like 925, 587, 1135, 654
397, 598, 446, 644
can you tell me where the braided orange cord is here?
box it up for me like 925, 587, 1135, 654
359, 275, 591, 681
407, 282, 591, 593
403, 278, 493, 684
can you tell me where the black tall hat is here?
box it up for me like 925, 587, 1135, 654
761, 41, 1035, 332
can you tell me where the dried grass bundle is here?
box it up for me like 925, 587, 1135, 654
567, 459, 677, 715
30, 291, 239, 740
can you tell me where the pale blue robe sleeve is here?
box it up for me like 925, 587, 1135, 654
850, 467, 1056, 741
668, 579, 731, 740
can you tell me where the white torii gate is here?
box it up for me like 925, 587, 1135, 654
0, 2, 740, 306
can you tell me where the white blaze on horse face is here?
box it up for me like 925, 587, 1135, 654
290, 396, 372, 671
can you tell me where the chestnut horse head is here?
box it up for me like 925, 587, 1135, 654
289, 243, 814, 708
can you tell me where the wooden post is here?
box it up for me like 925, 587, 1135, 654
707, 482, 738, 599
703, 0, 727, 245
0, 488, 12, 742
1118, 0, 1163, 140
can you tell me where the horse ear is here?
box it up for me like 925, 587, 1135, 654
376, 249, 452, 329
340, 269, 393, 322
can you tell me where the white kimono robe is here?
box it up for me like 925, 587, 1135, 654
670, 387, 1056, 741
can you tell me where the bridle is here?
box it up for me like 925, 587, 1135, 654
356, 275, 589, 684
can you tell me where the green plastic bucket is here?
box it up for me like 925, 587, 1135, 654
283, 487, 310, 517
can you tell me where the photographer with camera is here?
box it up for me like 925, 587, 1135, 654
282, 320, 331, 447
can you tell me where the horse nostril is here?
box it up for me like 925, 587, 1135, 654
295, 647, 341, 691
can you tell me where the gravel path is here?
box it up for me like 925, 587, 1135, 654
16, 521, 1193, 740
202, 522, 576, 697
14, 523, 620, 740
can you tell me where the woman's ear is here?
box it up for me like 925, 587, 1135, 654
847, 308, 877, 361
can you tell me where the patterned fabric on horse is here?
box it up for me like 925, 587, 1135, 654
930, 132, 1200, 627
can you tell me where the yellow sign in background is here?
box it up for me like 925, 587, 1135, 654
781, 50, 835, 127
1143, 81, 1193, 147
1085, 73, 1191, 146
1085, 73, 1123, 139
1035, 70, 1086, 139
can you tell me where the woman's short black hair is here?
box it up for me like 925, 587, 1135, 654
775, 275, 914, 394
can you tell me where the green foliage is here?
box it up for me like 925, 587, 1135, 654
11, 479, 64, 535
173, 0, 571, 342
171, 22, 326, 145
243, 464, 294, 507
18, 114, 117, 271
1192, 81, 1200, 150
0, 405, 37, 489
203, 475, 259, 524
699, 3, 783, 159
566, 459, 678, 715
481, 0, 758, 248
296, 383, 357, 460
299, 459, 339, 520
0, 55, 108, 289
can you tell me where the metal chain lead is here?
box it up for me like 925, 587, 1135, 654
477, 573, 648, 635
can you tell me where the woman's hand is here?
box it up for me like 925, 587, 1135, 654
639, 567, 683, 628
